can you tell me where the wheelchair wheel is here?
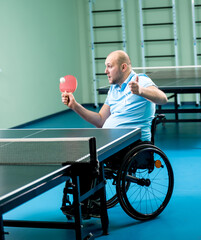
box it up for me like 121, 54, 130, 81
104, 168, 119, 208
116, 144, 174, 221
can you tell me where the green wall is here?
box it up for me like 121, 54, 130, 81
0, 0, 199, 128
126, 0, 195, 67
0, 0, 86, 128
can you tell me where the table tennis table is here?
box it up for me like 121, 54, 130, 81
0, 128, 141, 240
98, 65, 201, 122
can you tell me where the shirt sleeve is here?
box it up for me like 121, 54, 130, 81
138, 74, 157, 88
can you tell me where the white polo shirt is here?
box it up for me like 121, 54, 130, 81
103, 71, 156, 141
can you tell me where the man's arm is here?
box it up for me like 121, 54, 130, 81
129, 76, 168, 105
138, 85, 168, 105
61, 92, 111, 128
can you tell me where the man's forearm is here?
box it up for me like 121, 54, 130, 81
72, 103, 104, 128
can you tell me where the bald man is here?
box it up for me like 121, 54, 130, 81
61, 50, 168, 218
62, 50, 167, 141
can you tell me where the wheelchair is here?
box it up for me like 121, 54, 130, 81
104, 114, 174, 220
60, 114, 174, 239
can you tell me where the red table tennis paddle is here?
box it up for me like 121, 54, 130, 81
59, 75, 77, 93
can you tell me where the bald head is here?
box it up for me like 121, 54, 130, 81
105, 50, 132, 86
107, 50, 131, 67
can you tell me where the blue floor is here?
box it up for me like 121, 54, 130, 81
4, 107, 201, 240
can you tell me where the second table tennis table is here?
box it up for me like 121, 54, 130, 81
0, 128, 141, 240
98, 66, 201, 122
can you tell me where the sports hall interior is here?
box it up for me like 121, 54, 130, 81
0, 0, 201, 239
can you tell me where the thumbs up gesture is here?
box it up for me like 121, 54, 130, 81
128, 75, 142, 95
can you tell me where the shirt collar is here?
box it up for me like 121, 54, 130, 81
115, 70, 135, 92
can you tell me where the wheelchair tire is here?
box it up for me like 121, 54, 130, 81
105, 166, 132, 209
116, 144, 174, 221
105, 168, 119, 208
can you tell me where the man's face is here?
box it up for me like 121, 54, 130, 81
105, 55, 124, 85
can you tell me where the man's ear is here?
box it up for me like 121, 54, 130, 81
121, 63, 127, 72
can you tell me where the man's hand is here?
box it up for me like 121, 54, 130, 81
128, 75, 142, 95
61, 92, 76, 109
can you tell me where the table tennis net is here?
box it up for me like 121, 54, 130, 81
0, 137, 93, 165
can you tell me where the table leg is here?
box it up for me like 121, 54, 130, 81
0, 214, 5, 240
72, 175, 84, 240
174, 93, 179, 121
99, 164, 109, 235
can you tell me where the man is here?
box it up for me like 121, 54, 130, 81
61, 50, 168, 219
62, 50, 167, 141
